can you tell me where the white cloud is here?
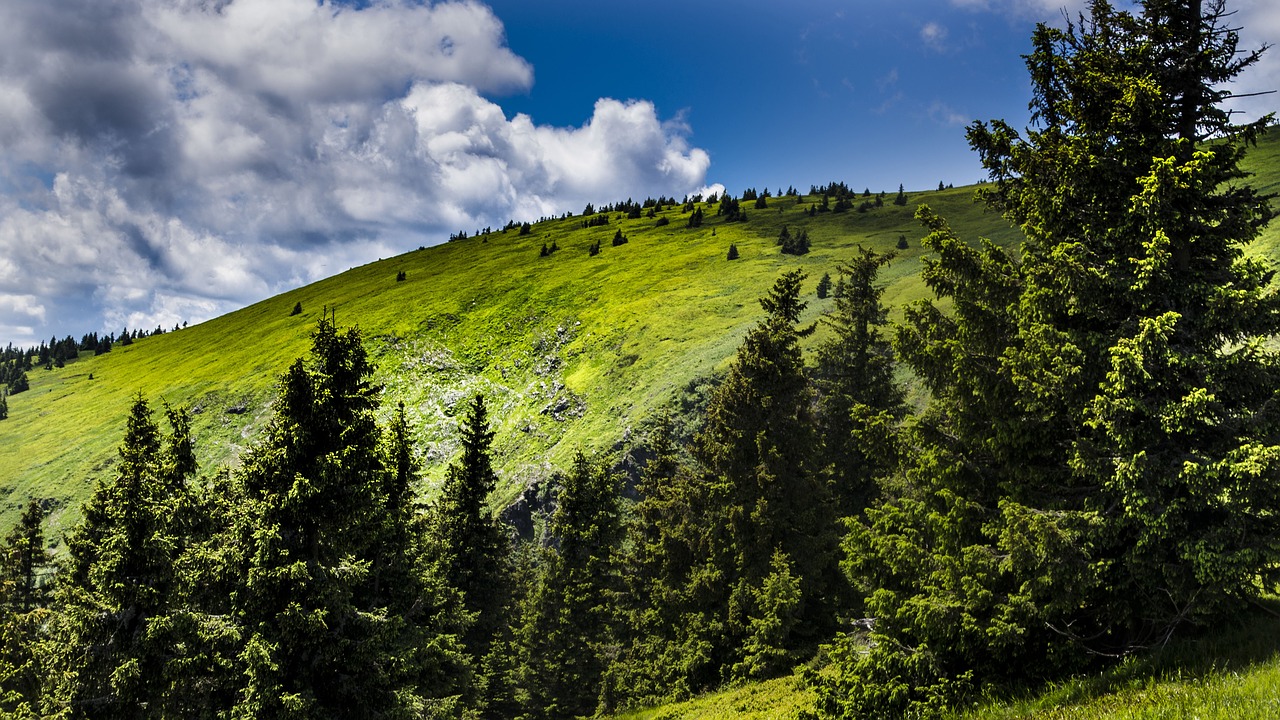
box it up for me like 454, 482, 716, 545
921, 22, 949, 51
928, 101, 970, 126
0, 0, 712, 345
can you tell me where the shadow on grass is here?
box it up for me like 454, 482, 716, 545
967, 597, 1280, 716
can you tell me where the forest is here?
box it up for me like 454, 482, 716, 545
3, 1, 1280, 718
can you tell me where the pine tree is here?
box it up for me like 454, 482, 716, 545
48, 397, 195, 716
815, 272, 832, 299
819, 2, 1280, 716
513, 452, 622, 719
0, 391, 6, 421
726, 244, 739, 260
426, 395, 513, 699
626, 271, 841, 695
232, 318, 468, 718
0, 500, 53, 716
814, 247, 905, 518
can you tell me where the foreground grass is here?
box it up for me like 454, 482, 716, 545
953, 600, 1280, 720
609, 599, 1280, 720
611, 673, 816, 720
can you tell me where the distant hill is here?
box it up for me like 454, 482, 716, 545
4, 129, 1279, 535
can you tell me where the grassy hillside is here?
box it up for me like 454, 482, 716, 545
3, 130, 1279, 535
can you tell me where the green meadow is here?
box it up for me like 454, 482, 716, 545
3, 131, 1279, 536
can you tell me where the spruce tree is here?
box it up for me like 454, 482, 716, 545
426, 395, 512, 699
513, 452, 622, 719
814, 248, 905, 518
49, 397, 195, 716
232, 318, 468, 718
0, 500, 53, 716
820, 2, 1280, 716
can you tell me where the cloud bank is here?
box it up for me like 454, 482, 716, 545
0, 0, 711, 344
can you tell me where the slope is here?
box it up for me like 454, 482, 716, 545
2, 129, 1278, 535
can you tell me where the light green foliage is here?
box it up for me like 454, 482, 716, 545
0, 166, 1027, 537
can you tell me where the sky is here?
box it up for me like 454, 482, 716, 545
0, 0, 1276, 347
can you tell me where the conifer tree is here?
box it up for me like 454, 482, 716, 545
49, 397, 195, 716
814, 248, 905, 518
513, 452, 622, 719
697, 270, 840, 673
819, 2, 1280, 716
0, 500, 53, 716
426, 394, 512, 701
232, 318, 468, 718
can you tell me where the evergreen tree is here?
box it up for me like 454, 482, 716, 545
0, 500, 53, 716
814, 248, 905, 518
0, 391, 6, 420
232, 318, 468, 718
426, 395, 513, 706
815, 272, 832, 299
819, 2, 1280, 716
619, 271, 841, 700
513, 452, 622, 719
892, 183, 907, 205
726, 244, 739, 260
48, 397, 195, 716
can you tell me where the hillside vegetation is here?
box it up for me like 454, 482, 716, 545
6, 131, 1279, 535
0, 179, 1024, 534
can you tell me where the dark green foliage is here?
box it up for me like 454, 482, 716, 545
395, 269, 407, 282
612, 229, 628, 246
655, 216, 670, 227
47, 397, 199, 716
232, 318, 468, 717
817, 2, 1280, 716
289, 301, 302, 316
519, 222, 532, 235
589, 240, 601, 256
687, 208, 704, 228
727, 244, 739, 260
780, 227, 810, 256
7, 372, 27, 395
892, 183, 907, 205
0, 392, 6, 421
512, 452, 622, 719
426, 395, 513, 692
540, 242, 549, 257
692, 270, 840, 674
896, 234, 908, 250
0, 500, 53, 716
816, 272, 832, 299
814, 248, 905, 518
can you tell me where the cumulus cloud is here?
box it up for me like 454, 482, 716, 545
0, 0, 712, 345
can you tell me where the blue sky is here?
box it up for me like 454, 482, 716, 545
485, 0, 1040, 195
0, 0, 1274, 346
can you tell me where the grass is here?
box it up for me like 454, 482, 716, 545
952, 599, 1280, 720
3, 132, 1280, 539
0, 181, 1016, 534
605, 600, 1280, 720
610, 673, 817, 720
